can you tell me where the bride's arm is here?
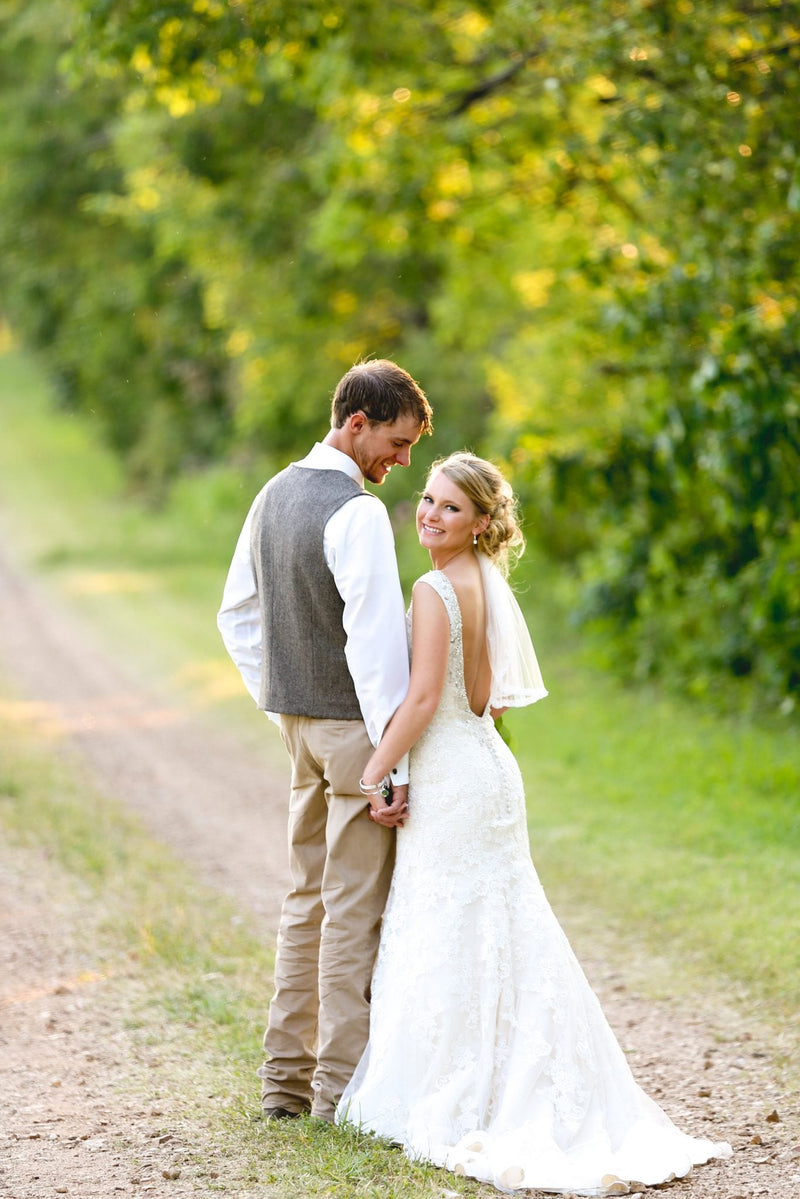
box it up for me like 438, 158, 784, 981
361, 581, 449, 820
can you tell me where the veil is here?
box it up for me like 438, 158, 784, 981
479, 553, 548, 710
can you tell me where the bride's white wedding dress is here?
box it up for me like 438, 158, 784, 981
338, 568, 732, 1196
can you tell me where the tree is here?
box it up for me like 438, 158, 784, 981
2, 0, 798, 701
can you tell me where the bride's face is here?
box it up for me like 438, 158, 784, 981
416, 470, 485, 556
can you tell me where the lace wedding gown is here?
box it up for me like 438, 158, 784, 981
338, 570, 731, 1196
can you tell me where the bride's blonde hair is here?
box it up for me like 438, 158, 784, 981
430, 452, 524, 576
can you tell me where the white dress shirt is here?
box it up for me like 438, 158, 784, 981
217, 442, 410, 784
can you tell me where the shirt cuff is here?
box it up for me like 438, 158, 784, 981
389, 753, 409, 787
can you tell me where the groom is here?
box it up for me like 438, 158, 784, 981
217, 359, 433, 1122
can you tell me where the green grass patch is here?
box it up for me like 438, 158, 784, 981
511, 678, 799, 1014
1, 345, 799, 1039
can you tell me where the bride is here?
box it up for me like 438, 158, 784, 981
337, 452, 731, 1196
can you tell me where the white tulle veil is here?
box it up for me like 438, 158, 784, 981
479, 553, 548, 709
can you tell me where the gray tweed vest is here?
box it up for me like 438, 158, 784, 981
250, 464, 367, 718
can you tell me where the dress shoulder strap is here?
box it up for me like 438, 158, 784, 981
415, 570, 462, 642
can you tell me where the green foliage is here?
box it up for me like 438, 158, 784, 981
550, 1, 800, 705
1, 0, 798, 700
0, 0, 236, 493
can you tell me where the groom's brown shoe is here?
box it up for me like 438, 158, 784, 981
262, 1106, 304, 1121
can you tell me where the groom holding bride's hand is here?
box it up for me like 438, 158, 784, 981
218, 359, 433, 1123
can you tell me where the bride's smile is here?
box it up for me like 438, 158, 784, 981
416, 470, 487, 563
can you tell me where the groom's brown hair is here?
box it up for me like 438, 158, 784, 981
331, 359, 433, 433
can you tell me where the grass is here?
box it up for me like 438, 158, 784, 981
511, 667, 800, 1016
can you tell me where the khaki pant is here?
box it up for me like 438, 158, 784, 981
258, 716, 395, 1120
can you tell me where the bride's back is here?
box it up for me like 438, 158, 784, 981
443, 558, 491, 717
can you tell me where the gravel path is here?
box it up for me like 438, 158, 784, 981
0, 542, 798, 1199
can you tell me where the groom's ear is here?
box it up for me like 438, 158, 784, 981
348, 410, 368, 434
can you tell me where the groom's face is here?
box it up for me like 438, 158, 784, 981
351, 413, 423, 485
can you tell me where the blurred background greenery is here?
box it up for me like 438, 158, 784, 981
1, 0, 798, 710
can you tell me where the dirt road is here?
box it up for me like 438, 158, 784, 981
1, 542, 798, 1199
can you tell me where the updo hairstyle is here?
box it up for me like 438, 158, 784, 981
432, 451, 525, 576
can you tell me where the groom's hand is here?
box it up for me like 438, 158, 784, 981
368, 783, 409, 828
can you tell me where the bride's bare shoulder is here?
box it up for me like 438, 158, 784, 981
441, 561, 485, 623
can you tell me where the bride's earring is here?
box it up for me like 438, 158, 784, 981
473, 533, 478, 546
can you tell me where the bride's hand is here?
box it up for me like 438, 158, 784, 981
369, 783, 409, 828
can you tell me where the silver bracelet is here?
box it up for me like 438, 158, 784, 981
359, 775, 391, 800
